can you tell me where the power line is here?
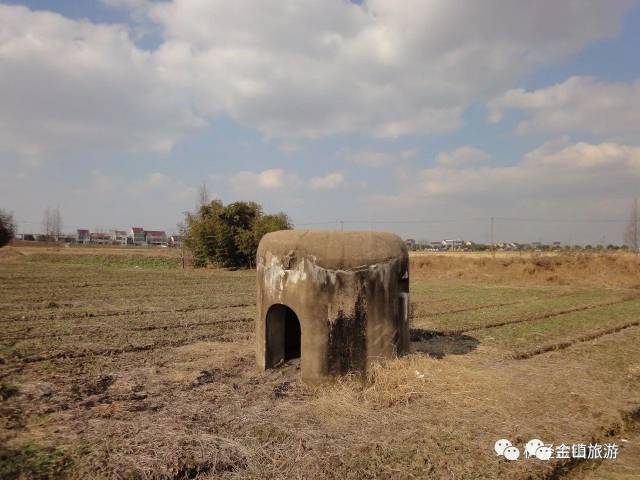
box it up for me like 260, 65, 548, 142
295, 218, 486, 226
294, 216, 628, 226
493, 217, 627, 223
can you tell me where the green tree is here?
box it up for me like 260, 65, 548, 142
184, 200, 291, 268
0, 210, 16, 248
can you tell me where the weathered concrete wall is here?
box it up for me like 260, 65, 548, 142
256, 230, 409, 382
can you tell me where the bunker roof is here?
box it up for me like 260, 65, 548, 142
258, 230, 407, 270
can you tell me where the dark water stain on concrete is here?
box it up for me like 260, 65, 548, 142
327, 294, 367, 375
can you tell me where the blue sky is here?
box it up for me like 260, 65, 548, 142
1, 1, 639, 244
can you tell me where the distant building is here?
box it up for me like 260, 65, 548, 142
90, 232, 110, 245
110, 230, 128, 245
130, 227, 146, 245
145, 230, 167, 245
59, 235, 76, 243
429, 241, 443, 251
442, 239, 465, 251
77, 229, 90, 244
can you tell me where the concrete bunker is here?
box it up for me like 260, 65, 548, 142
256, 230, 409, 382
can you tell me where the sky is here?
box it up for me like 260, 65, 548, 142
1, 0, 639, 245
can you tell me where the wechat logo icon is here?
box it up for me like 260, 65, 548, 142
494, 439, 520, 461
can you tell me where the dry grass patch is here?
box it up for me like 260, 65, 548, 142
411, 251, 640, 288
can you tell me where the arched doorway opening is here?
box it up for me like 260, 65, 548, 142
265, 304, 301, 368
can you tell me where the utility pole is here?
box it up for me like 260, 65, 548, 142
340, 220, 344, 232
490, 216, 495, 257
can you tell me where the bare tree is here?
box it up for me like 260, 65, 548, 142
42, 206, 63, 240
197, 182, 210, 208
176, 220, 189, 269
42, 207, 52, 239
624, 197, 639, 252
52, 207, 63, 239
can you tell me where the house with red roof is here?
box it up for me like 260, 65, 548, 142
77, 229, 90, 244
144, 230, 167, 245
129, 227, 146, 245
90, 232, 110, 245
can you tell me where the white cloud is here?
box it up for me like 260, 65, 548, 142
278, 141, 300, 154
77, 170, 196, 205
0, 5, 204, 156
488, 76, 640, 137
0, 2, 633, 157
144, 171, 197, 201
82, 171, 117, 195
349, 149, 416, 168
230, 168, 347, 192
145, 1, 628, 139
309, 172, 346, 190
230, 169, 302, 192
436, 147, 490, 167
371, 139, 640, 205
145, 172, 171, 188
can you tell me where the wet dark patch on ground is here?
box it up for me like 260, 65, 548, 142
410, 329, 479, 359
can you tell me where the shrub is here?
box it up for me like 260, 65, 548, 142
0, 209, 16, 248
184, 200, 291, 268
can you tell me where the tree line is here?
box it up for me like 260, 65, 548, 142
2, 196, 638, 258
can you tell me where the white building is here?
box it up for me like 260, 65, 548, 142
110, 230, 128, 245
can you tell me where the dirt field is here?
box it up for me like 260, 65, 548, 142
1, 247, 639, 479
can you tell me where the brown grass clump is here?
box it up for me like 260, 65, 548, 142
311, 355, 443, 412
